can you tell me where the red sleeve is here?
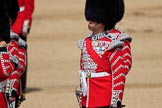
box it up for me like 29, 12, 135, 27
108, 48, 126, 105
122, 41, 132, 75
6, 41, 21, 95
17, 47, 27, 75
7, 71, 20, 95
7, 47, 27, 95
108, 48, 125, 89
24, 0, 35, 20
25, 0, 34, 20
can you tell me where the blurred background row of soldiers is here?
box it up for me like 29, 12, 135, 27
0, 0, 34, 107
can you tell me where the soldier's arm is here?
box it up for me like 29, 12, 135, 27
122, 41, 132, 75
107, 38, 126, 107
22, 0, 35, 36
108, 48, 125, 107
117, 32, 132, 75
17, 38, 27, 76
5, 41, 20, 102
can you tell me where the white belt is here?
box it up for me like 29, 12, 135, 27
0, 80, 7, 92
19, 6, 25, 12
87, 72, 110, 78
79, 70, 110, 96
79, 70, 110, 78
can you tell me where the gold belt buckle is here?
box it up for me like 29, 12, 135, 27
86, 71, 91, 78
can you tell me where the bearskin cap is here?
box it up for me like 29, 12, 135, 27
85, 0, 125, 30
0, 24, 11, 43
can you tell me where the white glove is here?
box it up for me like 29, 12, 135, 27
18, 38, 28, 49
22, 20, 30, 37
79, 70, 88, 96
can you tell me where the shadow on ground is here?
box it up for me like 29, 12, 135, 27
26, 87, 43, 94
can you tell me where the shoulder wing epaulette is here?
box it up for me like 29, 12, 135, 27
78, 39, 85, 50
118, 32, 132, 42
108, 39, 124, 51
10, 31, 19, 40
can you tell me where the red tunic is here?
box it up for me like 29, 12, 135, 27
78, 28, 132, 107
0, 47, 17, 108
11, 0, 35, 35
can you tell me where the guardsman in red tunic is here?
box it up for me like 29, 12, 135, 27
77, 0, 132, 107
11, 0, 35, 93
